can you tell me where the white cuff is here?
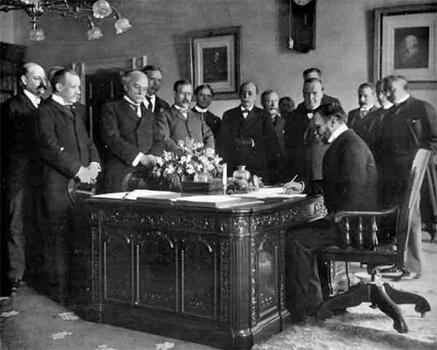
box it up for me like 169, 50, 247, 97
132, 152, 145, 167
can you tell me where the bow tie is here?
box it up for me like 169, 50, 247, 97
242, 110, 250, 114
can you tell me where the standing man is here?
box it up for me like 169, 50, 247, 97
142, 65, 170, 116
302, 68, 341, 106
37, 69, 101, 302
278, 96, 295, 117
376, 75, 437, 280
1, 63, 47, 296
156, 80, 214, 152
284, 78, 329, 191
192, 84, 221, 142
99, 70, 163, 192
219, 82, 281, 181
347, 82, 378, 136
261, 89, 286, 183
284, 103, 377, 321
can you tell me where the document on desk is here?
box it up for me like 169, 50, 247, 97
235, 187, 307, 201
92, 192, 130, 199
173, 195, 264, 208
126, 189, 181, 202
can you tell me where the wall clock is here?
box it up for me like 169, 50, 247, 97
290, 0, 317, 53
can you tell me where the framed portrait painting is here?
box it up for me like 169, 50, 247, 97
374, 3, 437, 84
189, 27, 242, 100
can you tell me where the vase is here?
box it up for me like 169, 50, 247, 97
233, 165, 251, 187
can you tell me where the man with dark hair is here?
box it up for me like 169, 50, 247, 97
99, 70, 163, 192
284, 103, 378, 321
376, 74, 437, 280
219, 82, 281, 181
302, 67, 341, 106
1, 62, 47, 296
261, 89, 286, 183
141, 65, 170, 116
347, 82, 378, 136
36, 69, 101, 302
156, 80, 214, 152
278, 96, 295, 117
284, 78, 329, 190
192, 84, 221, 141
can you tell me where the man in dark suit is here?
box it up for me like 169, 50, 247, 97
192, 84, 221, 142
261, 89, 286, 183
99, 70, 163, 192
156, 80, 214, 152
302, 67, 341, 106
376, 75, 437, 280
219, 82, 281, 182
284, 103, 378, 321
142, 65, 170, 116
36, 69, 101, 302
1, 62, 47, 296
347, 82, 378, 137
284, 78, 330, 191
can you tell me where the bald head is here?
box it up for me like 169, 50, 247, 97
20, 62, 47, 97
122, 70, 149, 103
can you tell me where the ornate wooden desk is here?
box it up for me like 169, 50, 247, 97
83, 195, 326, 349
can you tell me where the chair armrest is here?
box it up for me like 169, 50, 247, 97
334, 205, 399, 222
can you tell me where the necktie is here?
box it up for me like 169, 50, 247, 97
180, 108, 188, 119
146, 96, 153, 112
65, 104, 75, 115
359, 108, 368, 118
242, 110, 249, 119
130, 103, 141, 118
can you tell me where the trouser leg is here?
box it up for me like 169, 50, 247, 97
7, 189, 26, 281
406, 196, 422, 275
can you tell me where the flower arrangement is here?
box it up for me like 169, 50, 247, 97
151, 138, 223, 184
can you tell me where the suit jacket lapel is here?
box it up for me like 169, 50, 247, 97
19, 92, 38, 111
120, 99, 141, 122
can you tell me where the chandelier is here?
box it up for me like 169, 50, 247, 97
0, 0, 132, 41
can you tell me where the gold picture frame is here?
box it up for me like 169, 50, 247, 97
189, 27, 242, 100
374, 3, 437, 85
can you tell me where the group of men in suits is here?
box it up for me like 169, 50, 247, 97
2, 59, 436, 318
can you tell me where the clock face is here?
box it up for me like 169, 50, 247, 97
293, 0, 312, 5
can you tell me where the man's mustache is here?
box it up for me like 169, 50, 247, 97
182, 99, 190, 104
38, 82, 47, 89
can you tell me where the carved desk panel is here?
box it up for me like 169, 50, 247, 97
84, 195, 325, 349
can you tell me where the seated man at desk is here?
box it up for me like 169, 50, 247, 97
283, 103, 378, 321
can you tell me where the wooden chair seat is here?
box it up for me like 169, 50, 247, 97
317, 149, 432, 333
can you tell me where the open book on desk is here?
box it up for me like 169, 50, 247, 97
173, 195, 264, 209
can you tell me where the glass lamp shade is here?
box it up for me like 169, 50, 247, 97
114, 17, 132, 34
92, 0, 113, 19
87, 25, 103, 40
29, 26, 45, 41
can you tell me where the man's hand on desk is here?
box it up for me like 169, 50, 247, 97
139, 154, 157, 168
283, 181, 305, 194
76, 166, 98, 184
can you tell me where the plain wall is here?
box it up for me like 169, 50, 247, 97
1, 0, 436, 116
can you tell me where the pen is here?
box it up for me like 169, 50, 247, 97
291, 174, 298, 182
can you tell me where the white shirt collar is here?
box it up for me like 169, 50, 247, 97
23, 89, 41, 108
143, 94, 155, 107
328, 123, 348, 144
360, 104, 374, 111
52, 93, 68, 106
382, 102, 393, 110
124, 95, 140, 106
394, 93, 410, 105
240, 106, 253, 112
194, 105, 208, 113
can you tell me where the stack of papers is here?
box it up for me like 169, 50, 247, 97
235, 187, 306, 200
173, 195, 264, 208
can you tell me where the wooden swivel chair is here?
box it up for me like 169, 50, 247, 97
317, 149, 432, 333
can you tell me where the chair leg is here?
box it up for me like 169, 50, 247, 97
317, 283, 371, 320
317, 282, 410, 334
383, 282, 431, 316
370, 283, 408, 333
